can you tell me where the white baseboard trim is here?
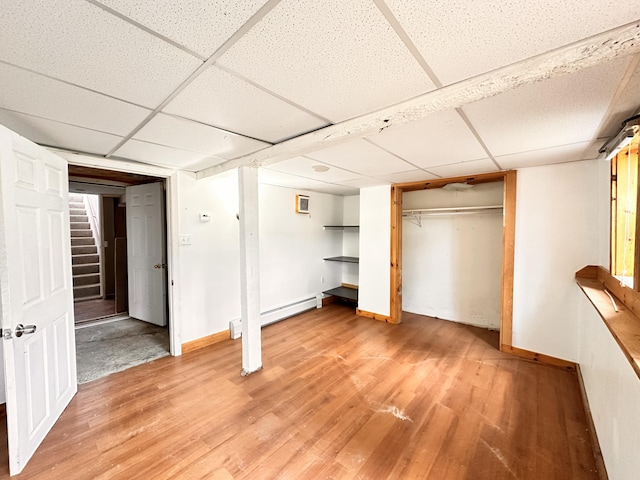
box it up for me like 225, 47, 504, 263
229, 296, 317, 339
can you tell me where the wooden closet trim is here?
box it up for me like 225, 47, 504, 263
389, 170, 517, 350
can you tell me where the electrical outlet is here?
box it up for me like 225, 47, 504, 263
179, 234, 192, 246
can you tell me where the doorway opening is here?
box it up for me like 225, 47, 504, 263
68, 165, 171, 383
401, 180, 504, 332
390, 170, 517, 351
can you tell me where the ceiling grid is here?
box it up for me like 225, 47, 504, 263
0, 1, 638, 193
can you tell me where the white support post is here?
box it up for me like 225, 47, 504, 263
238, 166, 262, 375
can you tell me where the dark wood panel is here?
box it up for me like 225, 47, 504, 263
0, 306, 598, 479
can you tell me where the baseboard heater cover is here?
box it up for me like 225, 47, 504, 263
229, 296, 317, 339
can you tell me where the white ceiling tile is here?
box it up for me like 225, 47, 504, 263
368, 109, 487, 168
113, 139, 226, 171
163, 66, 328, 143
0, 110, 122, 155
0, 63, 151, 136
266, 156, 361, 182
339, 177, 390, 188
259, 169, 358, 195
462, 58, 632, 157
385, 0, 639, 85
374, 170, 439, 184
306, 139, 415, 176
0, 0, 201, 107
315, 184, 360, 196
495, 142, 592, 170
133, 114, 269, 160
217, 0, 434, 122
98, 0, 270, 58
427, 159, 498, 178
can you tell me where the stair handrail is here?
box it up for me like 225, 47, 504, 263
83, 195, 102, 248
82, 194, 103, 298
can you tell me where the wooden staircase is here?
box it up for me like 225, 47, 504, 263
69, 194, 101, 302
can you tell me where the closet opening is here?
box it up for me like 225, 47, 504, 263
390, 170, 516, 351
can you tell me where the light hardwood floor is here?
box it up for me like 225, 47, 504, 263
0, 305, 598, 479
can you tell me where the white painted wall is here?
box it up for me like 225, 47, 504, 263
341, 195, 360, 286
176, 170, 344, 343
176, 170, 241, 343
512, 160, 603, 361
578, 294, 640, 480
259, 183, 343, 310
358, 186, 391, 316
402, 183, 503, 328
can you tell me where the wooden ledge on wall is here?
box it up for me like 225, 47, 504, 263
575, 265, 640, 380
182, 330, 230, 354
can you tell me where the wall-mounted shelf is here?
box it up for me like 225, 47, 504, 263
323, 286, 358, 302
403, 205, 503, 227
323, 225, 360, 230
323, 256, 359, 263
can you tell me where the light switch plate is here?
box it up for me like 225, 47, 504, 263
179, 234, 192, 246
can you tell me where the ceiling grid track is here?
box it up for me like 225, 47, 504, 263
373, 0, 501, 171
197, 20, 640, 178
579, 53, 640, 161
104, 0, 284, 158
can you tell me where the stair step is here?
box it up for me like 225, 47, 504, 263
69, 208, 86, 216
72, 253, 100, 265
72, 245, 97, 255
73, 263, 100, 275
73, 284, 100, 299
73, 273, 101, 287
70, 222, 90, 230
68, 195, 84, 201
69, 203, 85, 209
71, 237, 95, 246
70, 215, 89, 223
70, 229, 93, 238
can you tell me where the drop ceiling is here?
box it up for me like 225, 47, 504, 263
0, 1, 638, 196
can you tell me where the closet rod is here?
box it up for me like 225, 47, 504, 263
402, 205, 503, 227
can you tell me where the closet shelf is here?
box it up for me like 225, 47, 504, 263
323, 225, 359, 230
323, 256, 359, 263
403, 205, 503, 227
323, 286, 358, 302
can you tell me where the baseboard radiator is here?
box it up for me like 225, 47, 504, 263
229, 296, 319, 339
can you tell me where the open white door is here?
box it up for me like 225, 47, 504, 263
0, 126, 77, 475
126, 182, 166, 327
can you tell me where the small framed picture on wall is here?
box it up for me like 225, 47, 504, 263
296, 194, 309, 214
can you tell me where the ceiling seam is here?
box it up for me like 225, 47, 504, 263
361, 137, 431, 172
372, 0, 501, 171
159, 112, 272, 145
455, 108, 503, 170
579, 53, 640, 161
371, 0, 443, 88
214, 64, 333, 124
85, 0, 207, 61
105, 0, 283, 158
0, 107, 126, 137
0, 60, 154, 111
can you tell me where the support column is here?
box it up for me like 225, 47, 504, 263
238, 166, 262, 375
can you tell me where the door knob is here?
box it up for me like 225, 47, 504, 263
15, 324, 37, 338
154, 263, 166, 269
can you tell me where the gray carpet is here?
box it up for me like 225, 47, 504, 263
76, 317, 170, 384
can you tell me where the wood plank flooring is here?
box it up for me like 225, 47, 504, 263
1, 305, 598, 479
